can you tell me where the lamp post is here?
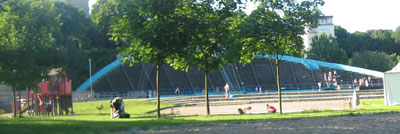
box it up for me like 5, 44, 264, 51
89, 59, 93, 100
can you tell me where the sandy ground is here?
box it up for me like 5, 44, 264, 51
131, 112, 400, 134
161, 100, 352, 116
123, 100, 400, 134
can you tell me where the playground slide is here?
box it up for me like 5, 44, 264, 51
18, 100, 35, 113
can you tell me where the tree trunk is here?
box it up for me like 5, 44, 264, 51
276, 58, 282, 114
26, 87, 29, 116
156, 64, 161, 118
205, 71, 210, 115
18, 88, 21, 118
12, 88, 16, 118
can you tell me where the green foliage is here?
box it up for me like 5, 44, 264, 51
351, 51, 399, 72
308, 33, 348, 64
111, 0, 188, 65
334, 25, 348, 45
365, 30, 398, 54
240, 0, 324, 114
168, 0, 245, 72
335, 26, 399, 59
54, 1, 119, 89
241, 0, 324, 60
392, 26, 400, 44
337, 32, 369, 58
0, 0, 63, 88
165, 0, 247, 115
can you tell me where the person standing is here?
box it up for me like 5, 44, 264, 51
224, 83, 230, 98
175, 87, 180, 96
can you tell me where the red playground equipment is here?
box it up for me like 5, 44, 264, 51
12, 76, 73, 116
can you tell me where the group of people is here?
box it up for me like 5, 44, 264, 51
316, 70, 341, 91
353, 76, 371, 90
237, 104, 276, 114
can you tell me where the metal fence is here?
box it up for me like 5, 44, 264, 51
89, 80, 384, 100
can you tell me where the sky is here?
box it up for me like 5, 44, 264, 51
89, 0, 400, 33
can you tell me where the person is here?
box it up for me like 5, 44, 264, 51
317, 82, 322, 91
238, 106, 252, 114
266, 104, 276, 113
353, 78, 358, 89
175, 87, 180, 96
224, 83, 230, 98
110, 97, 130, 118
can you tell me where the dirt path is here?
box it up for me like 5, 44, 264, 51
131, 112, 400, 134
161, 100, 351, 116
120, 100, 399, 134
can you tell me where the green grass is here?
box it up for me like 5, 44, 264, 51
1, 99, 400, 134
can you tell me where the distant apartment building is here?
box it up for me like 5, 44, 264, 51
303, 16, 335, 50
57, 0, 89, 15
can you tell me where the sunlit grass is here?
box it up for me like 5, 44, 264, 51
1, 99, 400, 134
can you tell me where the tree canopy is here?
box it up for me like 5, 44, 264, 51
240, 0, 324, 114
308, 33, 348, 64
0, 0, 63, 88
351, 51, 399, 72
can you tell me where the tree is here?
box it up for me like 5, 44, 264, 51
351, 51, 399, 72
393, 26, 400, 44
110, 0, 189, 118
334, 25, 348, 45
0, 0, 63, 117
339, 32, 369, 58
167, 0, 246, 115
52, 1, 118, 89
308, 33, 348, 64
241, 0, 324, 114
365, 30, 398, 54
337, 28, 399, 58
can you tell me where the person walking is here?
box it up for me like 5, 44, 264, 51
224, 83, 230, 98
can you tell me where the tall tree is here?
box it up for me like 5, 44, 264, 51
308, 33, 348, 64
110, 0, 188, 118
339, 32, 369, 58
241, 0, 324, 114
334, 25, 348, 45
52, 1, 118, 89
393, 26, 400, 44
168, 0, 246, 115
365, 30, 398, 54
351, 51, 399, 72
0, 0, 63, 117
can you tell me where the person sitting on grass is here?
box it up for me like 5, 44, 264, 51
238, 106, 252, 114
266, 104, 276, 113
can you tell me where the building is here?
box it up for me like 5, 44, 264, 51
303, 16, 335, 51
57, 0, 89, 15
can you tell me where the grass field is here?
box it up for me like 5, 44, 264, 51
1, 99, 400, 134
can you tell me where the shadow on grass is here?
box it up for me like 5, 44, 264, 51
3, 111, 400, 134
3, 99, 400, 134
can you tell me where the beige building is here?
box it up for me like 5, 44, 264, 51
57, 0, 89, 15
303, 16, 335, 51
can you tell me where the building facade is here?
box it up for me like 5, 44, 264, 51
58, 0, 89, 15
303, 16, 335, 51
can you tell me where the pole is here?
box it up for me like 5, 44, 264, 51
18, 88, 21, 118
12, 88, 16, 118
89, 59, 93, 101
205, 71, 210, 115
276, 58, 282, 114
156, 64, 160, 118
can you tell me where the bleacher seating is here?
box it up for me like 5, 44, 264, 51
78, 56, 384, 96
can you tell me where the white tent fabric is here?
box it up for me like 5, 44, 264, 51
384, 63, 400, 106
